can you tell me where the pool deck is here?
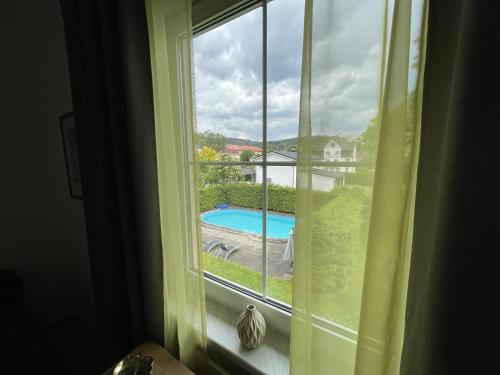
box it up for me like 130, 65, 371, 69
201, 224, 293, 280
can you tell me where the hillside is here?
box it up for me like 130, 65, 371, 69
225, 135, 337, 154
225, 137, 262, 147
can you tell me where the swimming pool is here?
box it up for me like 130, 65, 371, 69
201, 209, 295, 239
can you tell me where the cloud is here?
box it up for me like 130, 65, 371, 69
193, 0, 423, 141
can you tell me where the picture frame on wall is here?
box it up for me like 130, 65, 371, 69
60, 112, 83, 199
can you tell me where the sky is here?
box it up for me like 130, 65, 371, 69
193, 0, 423, 142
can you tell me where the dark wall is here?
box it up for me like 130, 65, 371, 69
0, 0, 94, 326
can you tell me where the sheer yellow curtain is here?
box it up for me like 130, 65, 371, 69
290, 0, 428, 374
145, 0, 207, 372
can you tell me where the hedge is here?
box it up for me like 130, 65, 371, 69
198, 185, 225, 213
199, 183, 296, 213
311, 187, 369, 295
199, 182, 345, 214
268, 185, 296, 213
344, 172, 374, 187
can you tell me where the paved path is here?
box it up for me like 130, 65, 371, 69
201, 225, 293, 280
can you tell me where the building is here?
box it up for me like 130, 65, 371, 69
322, 135, 357, 173
225, 144, 263, 158
251, 151, 343, 192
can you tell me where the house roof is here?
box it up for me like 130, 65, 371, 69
311, 168, 345, 178
250, 151, 322, 161
277, 151, 298, 159
329, 135, 355, 151
250, 151, 295, 161
225, 144, 263, 153
242, 167, 255, 175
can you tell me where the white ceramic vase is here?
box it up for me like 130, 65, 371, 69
237, 304, 266, 349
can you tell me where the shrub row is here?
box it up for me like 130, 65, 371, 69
198, 185, 225, 213
199, 183, 296, 213
344, 172, 374, 187
199, 182, 347, 214
311, 187, 370, 295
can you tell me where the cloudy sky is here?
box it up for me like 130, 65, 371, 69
193, 0, 423, 142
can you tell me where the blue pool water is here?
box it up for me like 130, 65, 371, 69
201, 209, 295, 239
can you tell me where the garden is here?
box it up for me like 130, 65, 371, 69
199, 182, 371, 329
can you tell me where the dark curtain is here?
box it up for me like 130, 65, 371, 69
401, 1, 500, 374
60, 0, 163, 362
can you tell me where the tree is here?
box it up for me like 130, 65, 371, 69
240, 150, 255, 161
358, 117, 378, 163
210, 153, 245, 186
197, 131, 226, 153
197, 146, 218, 162
197, 146, 245, 187
358, 91, 416, 164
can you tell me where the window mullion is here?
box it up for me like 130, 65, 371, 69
261, 0, 268, 301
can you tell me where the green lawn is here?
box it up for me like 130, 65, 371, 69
203, 252, 362, 329
203, 252, 293, 304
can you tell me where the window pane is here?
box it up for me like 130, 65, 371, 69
193, 7, 263, 155
304, 0, 384, 329
310, 164, 373, 329
264, 0, 303, 305
199, 171, 263, 295
194, 6, 265, 295
263, 166, 296, 306
267, 0, 305, 151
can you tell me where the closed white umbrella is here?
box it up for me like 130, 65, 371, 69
283, 228, 294, 263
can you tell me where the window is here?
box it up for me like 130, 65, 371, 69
193, 0, 304, 314
192, 0, 379, 334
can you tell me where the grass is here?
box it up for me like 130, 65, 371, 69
203, 252, 362, 329
203, 252, 293, 305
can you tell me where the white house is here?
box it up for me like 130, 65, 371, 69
323, 136, 357, 173
251, 151, 342, 192
252, 151, 296, 187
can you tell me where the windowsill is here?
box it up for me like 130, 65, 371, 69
206, 298, 290, 375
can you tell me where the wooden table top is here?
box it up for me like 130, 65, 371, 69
103, 341, 195, 375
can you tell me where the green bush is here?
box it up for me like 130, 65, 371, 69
268, 184, 295, 213
198, 185, 225, 212
312, 189, 338, 207
311, 187, 369, 294
225, 183, 263, 209
345, 172, 374, 186
198, 182, 345, 214
199, 183, 297, 213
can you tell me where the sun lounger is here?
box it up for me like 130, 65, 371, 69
203, 239, 221, 252
215, 244, 240, 260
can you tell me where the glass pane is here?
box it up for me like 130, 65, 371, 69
310, 164, 373, 330
267, 0, 305, 151
193, 7, 263, 157
199, 168, 264, 295
304, 0, 384, 329
263, 166, 296, 306
264, 0, 303, 305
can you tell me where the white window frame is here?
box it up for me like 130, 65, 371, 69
193, 0, 295, 332
191, 0, 371, 347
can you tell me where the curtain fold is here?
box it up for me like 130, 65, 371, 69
290, 0, 428, 374
354, 0, 428, 373
401, 1, 500, 374
60, 0, 162, 361
145, 0, 207, 372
